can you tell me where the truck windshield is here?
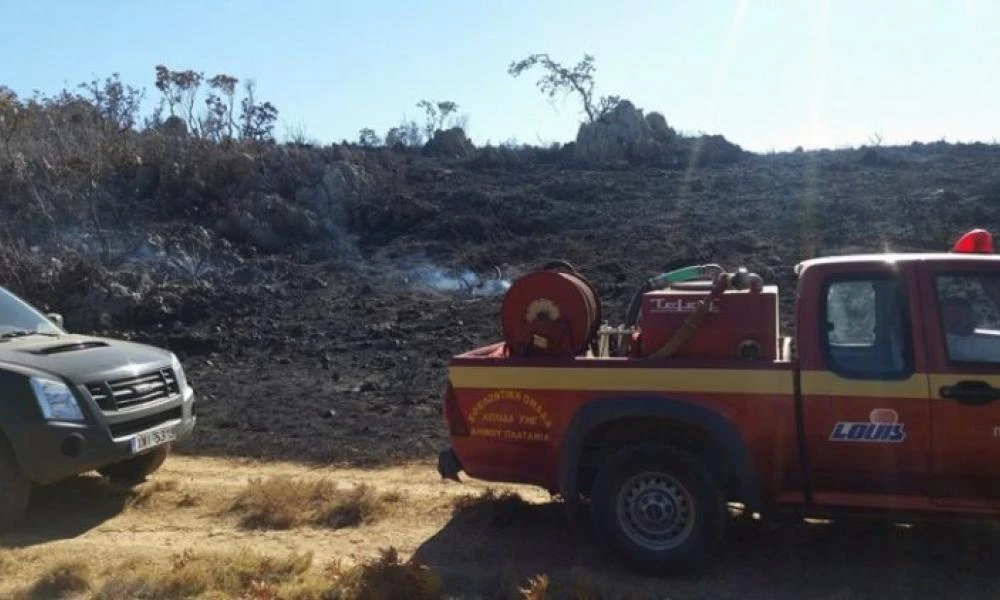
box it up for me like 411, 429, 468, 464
0, 287, 62, 337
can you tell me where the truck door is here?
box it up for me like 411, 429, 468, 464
920, 263, 1000, 507
796, 262, 932, 503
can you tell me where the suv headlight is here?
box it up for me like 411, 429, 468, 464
171, 354, 190, 394
29, 377, 84, 421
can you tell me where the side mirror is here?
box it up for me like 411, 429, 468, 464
47, 313, 64, 329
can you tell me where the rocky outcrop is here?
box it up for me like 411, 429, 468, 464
574, 101, 679, 166
688, 134, 744, 167
574, 100, 744, 168
160, 115, 188, 137
210, 158, 373, 256
645, 112, 677, 144
423, 127, 475, 158
293, 160, 370, 259
215, 192, 321, 253
295, 161, 369, 230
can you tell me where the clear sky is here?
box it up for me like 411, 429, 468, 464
3, 0, 998, 153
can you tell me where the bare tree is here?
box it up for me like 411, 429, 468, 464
385, 119, 423, 147
0, 86, 23, 159
358, 128, 382, 146
78, 73, 144, 133
239, 80, 279, 142
154, 65, 204, 136
417, 100, 462, 139
204, 74, 239, 142
507, 53, 619, 123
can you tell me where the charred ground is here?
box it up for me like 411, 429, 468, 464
4, 125, 1000, 466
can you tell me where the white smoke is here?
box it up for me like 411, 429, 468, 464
44, 225, 240, 284
403, 261, 512, 297
43, 226, 515, 295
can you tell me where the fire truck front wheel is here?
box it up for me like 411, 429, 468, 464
589, 442, 726, 574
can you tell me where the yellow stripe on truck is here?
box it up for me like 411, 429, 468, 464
449, 366, 794, 395
451, 366, 944, 399
799, 371, 929, 398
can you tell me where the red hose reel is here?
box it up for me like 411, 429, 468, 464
501, 269, 601, 357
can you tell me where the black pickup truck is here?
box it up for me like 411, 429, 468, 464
0, 284, 197, 529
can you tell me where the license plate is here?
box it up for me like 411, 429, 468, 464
130, 424, 176, 454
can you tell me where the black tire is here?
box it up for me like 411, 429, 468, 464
98, 445, 170, 485
0, 438, 30, 532
589, 443, 726, 574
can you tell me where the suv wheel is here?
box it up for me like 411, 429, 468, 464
589, 443, 726, 574
98, 445, 170, 485
0, 439, 30, 531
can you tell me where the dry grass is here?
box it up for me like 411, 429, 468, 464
506, 567, 674, 600
0, 552, 13, 577
93, 548, 313, 599
125, 479, 201, 510
451, 487, 527, 510
328, 547, 442, 600
227, 475, 402, 530
5, 457, 998, 599
26, 475, 201, 519
450, 488, 534, 527
13, 547, 441, 600
25, 561, 92, 599
465, 569, 635, 600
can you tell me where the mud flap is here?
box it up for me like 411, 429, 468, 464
437, 448, 462, 482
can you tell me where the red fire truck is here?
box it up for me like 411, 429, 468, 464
437, 230, 1000, 573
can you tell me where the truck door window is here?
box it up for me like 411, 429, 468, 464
822, 277, 911, 378
935, 274, 1000, 365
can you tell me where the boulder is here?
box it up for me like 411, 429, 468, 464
573, 100, 744, 167
423, 127, 476, 158
646, 112, 677, 143
689, 134, 744, 166
215, 193, 321, 253
294, 161, 369, 231
160, 115, 188, 137
574, 100, 678, 166
292, 160, 370, 260
859, 147, 888, 167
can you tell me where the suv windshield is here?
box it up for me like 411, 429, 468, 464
0, 286, 62, 337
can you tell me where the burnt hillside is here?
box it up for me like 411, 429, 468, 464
2, 87, 999, 465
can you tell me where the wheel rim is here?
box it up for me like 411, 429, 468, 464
616, 471, 696, 551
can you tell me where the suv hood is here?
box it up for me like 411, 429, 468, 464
0, 333, 175, 383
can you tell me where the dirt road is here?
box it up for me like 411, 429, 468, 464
1, 455, 998, 599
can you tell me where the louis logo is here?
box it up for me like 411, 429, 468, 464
830, 408, 906, 443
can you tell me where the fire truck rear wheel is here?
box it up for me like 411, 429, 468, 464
589, 443, 726, 574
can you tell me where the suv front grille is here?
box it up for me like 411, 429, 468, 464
87, 368, 180, 411
109, 406, 182, 438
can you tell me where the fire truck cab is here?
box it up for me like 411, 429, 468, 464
438, 230, 1000, 573
787, 249, 1000, 514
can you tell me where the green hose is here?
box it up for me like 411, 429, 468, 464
648, 265, 706, 288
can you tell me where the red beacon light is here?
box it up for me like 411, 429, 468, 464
951, 229, 994, 254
